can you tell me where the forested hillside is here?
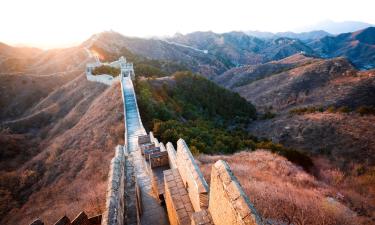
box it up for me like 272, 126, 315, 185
135, 72, 313, 170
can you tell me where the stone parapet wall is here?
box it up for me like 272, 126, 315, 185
176, 139, 209, 212
166, 142, 178, 169
208, 160, 262, 225
101, 146, 126, 225
86, 73, 120, 86
148, 151, 169, 168
159, 142, 167, 152
149, 132, 160, 147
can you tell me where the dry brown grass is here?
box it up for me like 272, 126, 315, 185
313, 157, 375, 222
197, 150, 362, 225
0, 78, 124, 225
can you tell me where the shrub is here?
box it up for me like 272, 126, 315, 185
289, 106, 323, 115
261, 111, 276, 119
337, 106, 351, 113
136, 72, 314, 170
356, 106, 375, 116
256, 141, 313, 171
326, 106, 336, 113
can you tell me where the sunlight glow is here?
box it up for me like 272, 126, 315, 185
0, 0, 374, 49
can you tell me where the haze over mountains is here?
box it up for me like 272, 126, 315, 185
0, 23, 375, 224
297, 20, 375, 34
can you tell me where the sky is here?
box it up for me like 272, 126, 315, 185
0, 0, 374, 49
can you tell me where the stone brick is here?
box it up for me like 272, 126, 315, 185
208, 160, 262, 225
191, 210, 214, 225
138, 135, 151, 145
164, 169, 194, 225
176, 139, 209, 211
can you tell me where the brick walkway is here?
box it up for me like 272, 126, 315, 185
122, 77, 169, 225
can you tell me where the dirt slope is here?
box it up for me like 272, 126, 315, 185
0, 77, 124, 225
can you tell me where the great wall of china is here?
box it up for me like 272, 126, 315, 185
30, 56, 263, 225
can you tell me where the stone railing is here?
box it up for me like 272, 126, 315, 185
209, 160, 262, 225
176, 139, 209, 211
101, 146, 126, 225
86, 72, 120, 86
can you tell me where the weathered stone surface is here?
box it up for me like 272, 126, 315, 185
143, 146, 161, 160
101, 145, 126, 225
208, 160, 262, 225
176, 139, 209, 211
138, 135, 151, 145
164, 169, 194, 225
166, 142, 178, 169
140, 143, 156, 155
148, 151, 169, 168
191, 210, 214, 225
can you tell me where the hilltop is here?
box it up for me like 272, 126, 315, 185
308, 27, 375, 69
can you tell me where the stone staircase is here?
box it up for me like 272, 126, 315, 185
121, 77, 169, 225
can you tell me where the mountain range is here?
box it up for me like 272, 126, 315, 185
297, 20, 374, 34
0, 25, 375, 224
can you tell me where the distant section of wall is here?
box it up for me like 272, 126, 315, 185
209, 160, 262, 225
86, 73, 120, 86
102, 145, 126, 225
176, 139, 209, 211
